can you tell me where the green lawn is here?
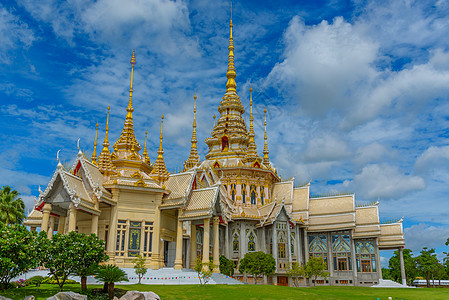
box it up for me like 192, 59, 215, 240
1, 284, 448, 300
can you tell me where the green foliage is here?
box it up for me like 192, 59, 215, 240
27, 275, 44, 287
42, 276, 78, 284
0, 186, 25, 225
219, 255, 234, 277
286, 262, 304, 287
0, 223, 46, 290
96, 264, 128, 299
238, 252, 276, 284
194, 257, 216, 286
388, 248, 417, 285
133, 255, 147, 284
415, 247, 439, 288
302, 256, 330, 287
381, 268, 392, 280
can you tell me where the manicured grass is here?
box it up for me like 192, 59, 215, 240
1, 284, 448, 300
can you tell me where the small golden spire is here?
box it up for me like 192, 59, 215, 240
143, 130, 151, 164
184, 94, 201, 171
151, 115, 169, 183
245, 86, 258, 160
91, 122, 99, 165
97, 106, 116, 175
263, 108, 270, 166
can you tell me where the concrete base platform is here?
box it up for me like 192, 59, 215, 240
371, 279, 415, 288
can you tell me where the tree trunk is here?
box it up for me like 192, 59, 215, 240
313, 276, 316, 288
426, 272, 430, 288
81, 276, 87, 292
138, 275, 141, 284
432, 273, 435, 288
108, 282, 115, 300
103, 282, 108, 293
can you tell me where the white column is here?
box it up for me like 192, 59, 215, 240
41, 203, 52, 233
174, 210, 183, 270
212, 216, 220, 272
202, 218, 210, 269
47, 215, 55, 239
287, 223, 292, 264
224, 223, 230, 258
107, 204, 118, 263
150, 207, 162, 269
190, 223, 197, 268
303, 229, 309, 263
67, 204, 77, 233
91, 214, 99, 235
57, 216, 65, 234
273, 222, 278, 273
399, 247, 406, 285
351, 237, 358, 286
376, 239, 382, 280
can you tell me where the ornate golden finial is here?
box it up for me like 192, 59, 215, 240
213, 114, 216, 126
226, 14, 237, 94
114, 50, 141, 153
151, 115, 169, 183
91, 122, 99, 165
184, 94, 201, 171
97, 106, 116, 175
143, 130, 151, 164
263, 108, 270, 166
245, 86, 258, 161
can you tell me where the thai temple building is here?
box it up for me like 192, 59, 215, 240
24, 18, 406, 287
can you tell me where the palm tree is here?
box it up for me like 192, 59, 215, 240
0, 186, 25, 225
96, 264, 128, 299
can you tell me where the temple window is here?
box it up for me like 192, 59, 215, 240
233, 233, 239, 252
278, 236, 286, 259
128, 221, 142, 257
308, 235, 328, 269
291, 232, 295, 256
231, 183, 236, 202
355, 240, 376, 273
116, 220, 127, 257
332, 233, 352, 271
250, 185, 257, 205
142, 221, 153, 258
242, 184, 246, 203
260, 188, 264, 205
196, 227, 203, 259
222, 136, 229, 151
248, 231, 256, 252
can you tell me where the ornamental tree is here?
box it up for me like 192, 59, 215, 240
132, 255, 147, 284
388, 248, 417, 285
286, 262, 304, 287
41, 231, 108, 292
238, 252, 276, 284
219, 255, 234, 277
96, 264, 128, 300
194, 257, 215, 286
0, 186, 25, 225
70, 233, 108, 292
0, 224, 46, 290
415, 247, 439, 288
303, 256, 330, 287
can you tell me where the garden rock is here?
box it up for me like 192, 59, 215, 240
46, 292, 87, 300
23, 297, 35, 300
0, 296, 12, 300
119, 291, 160, 300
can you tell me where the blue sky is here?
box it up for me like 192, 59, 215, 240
1, 0, 449, 266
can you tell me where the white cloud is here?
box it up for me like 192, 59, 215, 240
353, 142, 396, 167
415, 145, 449, 173
404, 223, 449, 252
0, 6, 35, 63
303, 134, 350, 162
344, 163, 425, 199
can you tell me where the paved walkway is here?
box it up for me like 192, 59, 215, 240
14, 268, 243, 285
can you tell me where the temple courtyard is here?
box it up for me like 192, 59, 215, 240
1, 284, 447, 300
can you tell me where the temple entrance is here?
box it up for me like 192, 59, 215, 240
163, 241, 176, 267
277, 276, 288, 286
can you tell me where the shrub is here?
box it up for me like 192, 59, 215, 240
219, 255, 235, 277
27, 275, 44, 287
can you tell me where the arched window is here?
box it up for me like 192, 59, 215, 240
332, 233, 352, 271
230, 183, 236, 202
250, 185, 256, 205
233, 233, 239, 252
242, 184, 246, 203
248, 231, 256, 252
260, 187, 264, 205
221, 136, 229, 151
308, 235, 328, 269
355, 241, 376, 273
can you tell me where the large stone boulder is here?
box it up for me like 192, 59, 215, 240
0, 296, 12, 300
46, 292, 87, 300
23, 297, 35, 300
119, 291, 160, 300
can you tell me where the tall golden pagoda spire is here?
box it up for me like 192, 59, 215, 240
114, 49, 141, 152
184, 94, 201, 171
142, 130, 151, 164
91, 122, 99, 165
245, 86, 258, 160
97, 106, 116, 175
226, 17, 237, 94
151, 115, 169, 183
263, 108, 270, 166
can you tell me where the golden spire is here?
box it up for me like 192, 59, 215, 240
226, 16, 237, 94
115, 50, 141, 152
98, 106, 116, 175
91, 122, 99, 165
151, 115, 169, 183
245, 86, 258, 160
142, 130, 151, 164
184, 94, 201, 171
263, 108, 270, 166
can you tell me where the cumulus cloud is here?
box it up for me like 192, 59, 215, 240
404, 223, 449, 252
415, 145, 449, 173
344, 163, 425, 199
353, 142, 396, 167
303, 134, 350, 162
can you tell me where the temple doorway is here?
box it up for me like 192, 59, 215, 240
163, 241, 176, 267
